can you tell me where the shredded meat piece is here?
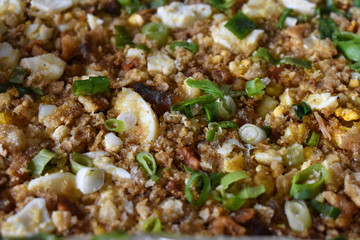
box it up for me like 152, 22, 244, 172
209, 216, 246, 236
61, 34, 81, 61
178, 147, 200, 171
314, 112, 331, 141
80, 27, 105, 62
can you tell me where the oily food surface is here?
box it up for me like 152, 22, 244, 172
1, 0, 360, 239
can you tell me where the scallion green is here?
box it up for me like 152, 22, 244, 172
9, 67, 27, 84
306, 130, 320, 147
28, 149, 58, 176
237, 185, 265, 199
117, 0, 142, 15
185, 172, 211, 206
170, 41, 199, 53
73, 76, 110, 96
142, 22, 169, 45
222, 194, 245, 211
217, 95, 236, 120
254, 47, 278, 65
104, 119, 126, 133
224, 11, 257, 40
284, 143, 304, 168
207, 0, 235, 11
332, 31, 360, 62
136, 151, 159, 181
319, 18, 338, 39
279, 57, 312, 69
206, 121, 238, 141
246, 77, 266, 97
309, 199, 341, 219
204, 101, 219, 122
186, 78, 225, 100
278, 8, 294, 30
70, 152, 93, 174
114, 25, 133, 49
290, 164, 327, 200
142, 217, 162, 233
262, 126, 272, 138
292, 102, 312, 120
220, 170, 249, 196
355, 0, 360, 7
170, 94, 217, 113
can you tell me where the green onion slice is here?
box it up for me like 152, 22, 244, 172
209, 172, 223, 188
91, 231, 128, 240
290, 164, 327, 200
262, 126, 272, 138
170, 41, 199, 53
279, 57, 312, 69
306, 130, 320, 147
332, 31, 360, 62
220, 84, 247, 98
349, 61, 360, 73
292, 102, 312, 120
207, 0, 235, 11
319, 18, 338, 39
246, 77, 266, 97
104, 119, 126, 133
114, 25, 133, 49
309, 199, 341, 219
278, 8, 293, 30
254, 47, 279, 65
9, 67, 27, 84
220, 170, 249, 196
185, 172, 211, 206
206, 121, 238, 141
148, 0, 167, 8
0, 83, 42, 97
73, 76, 110, 96
224, 11, 257, 40
285, 200, 312, 232
186, 78, 225, 100
217, 95, 236, 120
170, 94, 217, 113
70, 152, 93, 174
28, 149, 58, 176
284, 143, 305, 168
237, 185, 265, 199
355, 0, 360, 7
204, 101, 219, 122
142, 22, 169, 45
325, 0, 346, 18
136, 151, 159, 181
142, 217, 162, 233
117, 0, 143, 15
222, 194, 245, 211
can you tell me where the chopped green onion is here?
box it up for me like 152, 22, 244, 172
73, 76, 110, 96
224, 11, 257, 40
319, 18, 338, 39
170, 41, 199, 53
262, 126, 272, 138
28, 149, 58, 176
355, 0, 360, 7
204, 101, 219, 122
184, 165, 196, 174
148, 0, 167, 8
170, 94, 217, 113
70, 152, 93, 174
218, 121, 238, 129
136, 151, 159, 181
290, 164, 327, 200
326, 0, 346, 18
332, 31, 360, 62
349, 61, 360, 73
117, 0, 142, 15
278, 8, 294, 30
142, 217, 162, 233
104, 118, 126, 133
237, 185, 265, 199
206, 121, 238, 141
91, 231, 128, 240
217, 95, 236, 120
285, 200, 312, 232
239, 123, 267, 145
292, 102, 312, 120
9, 67, 27, 84
254, 47, 279, 65
209, 172, 223, 188
222, 194, 245, 211
309, 199, 341, 219
246, 77, 266, 97
306, 130, 320, 147
0, 83, 42, 97
185, 172, 211, 206
279, 57, 312, 69
186, 78, 225, 100
220, 170, 249, 196
220, 84, 247, 97
114, 25, 133, 49
284, 143, 305, 168
142, 22, 169, 45
207, 0, 235, 11
297, 14, 309, 23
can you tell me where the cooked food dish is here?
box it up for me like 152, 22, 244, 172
1, 0, 360, 239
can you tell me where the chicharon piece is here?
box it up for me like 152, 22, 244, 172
0, 0, 359, 239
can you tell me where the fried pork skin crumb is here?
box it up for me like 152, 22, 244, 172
1, 0, 360, 239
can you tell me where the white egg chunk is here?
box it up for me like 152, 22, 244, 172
93, 156, 131, 179
0, 0, 26, 16
147, 51, 176, 76
284, 17, 298, 28
25, 23, 53, 41
28, 172, 81, 199
0, 42, 21, 70
117, 112, 137, 130
104, 132, 123, 152
31, 0, 73, 13
211, 21, 264, 55
242, 0, 284, 19
76, 167, 105, 194
304, 93, 339, 113
87, 13, 103, 30
113, 88, 159, 144
1, 198, 54, 238
20, 54, 66, 85
280, 0, 316, 15
157, 2, 212, 29
254, 149, 282, 165
38, 104, 56, 123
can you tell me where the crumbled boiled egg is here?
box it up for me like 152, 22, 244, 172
242, 0, 284, 19
0, 0, 26, 16
25, 23, 53, 41
279, 0, 316, 15
113, 88, 159, 144
1, 198, 54, 238
103, 132, 123, 152
304, 93, 338, 113
93, 156, 131, 180
147, 51, 176, 76
254, 149, 282, 165
211, 21, 264, 55
157, 2, 212, 29
31, 0, 73, 13
284, 17, 298, 28
86, 13, 103, 30
0, 42, 21, 70
20, 53, 67, 84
